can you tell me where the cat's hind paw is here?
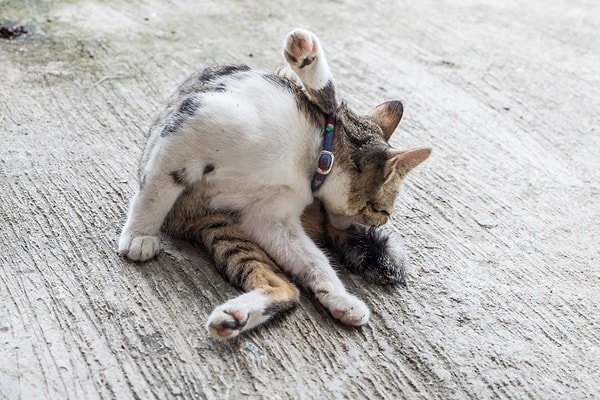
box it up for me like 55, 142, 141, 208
119, 234, 160, 261
206, 290, 271, 339
206, 309, 249, 339
320, 292, 370, 326
283, 28, 320, 68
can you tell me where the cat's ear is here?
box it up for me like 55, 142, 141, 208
369, 100, 404, 142
384, 148, 431, 181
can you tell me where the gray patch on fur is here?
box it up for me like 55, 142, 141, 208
307, 80, 337, 114
160, 95, 203, 137
157, 65, 259, 138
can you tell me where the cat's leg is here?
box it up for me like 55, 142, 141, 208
193, 213, 300, 339
282, 29, 337, 113
119, 168, 185, 261
240, 211, 370, 326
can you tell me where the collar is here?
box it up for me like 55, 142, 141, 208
311, 112, 336, 192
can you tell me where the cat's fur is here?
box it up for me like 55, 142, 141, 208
119, 29, 430, 339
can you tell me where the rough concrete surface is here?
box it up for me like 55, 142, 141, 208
1, 0, 599, 399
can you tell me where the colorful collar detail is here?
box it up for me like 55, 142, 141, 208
311, 112, 336, 192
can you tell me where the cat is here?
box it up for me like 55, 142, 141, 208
119, 28, 431, 339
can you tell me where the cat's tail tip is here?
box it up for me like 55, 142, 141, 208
342, 227, 410, 287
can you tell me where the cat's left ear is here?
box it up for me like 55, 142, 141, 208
384, 148, 432, 181
369, 100, 404, 142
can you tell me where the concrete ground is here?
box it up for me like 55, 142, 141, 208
1, 0, 598, 399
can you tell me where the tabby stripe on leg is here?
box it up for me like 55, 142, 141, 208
203, 220, 229, 230
221, 245, 256, 260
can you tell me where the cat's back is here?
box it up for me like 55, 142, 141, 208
141, 64, 324, 212
145, 64, 320, 154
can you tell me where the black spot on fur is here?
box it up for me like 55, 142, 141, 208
341, 228, 408, 286
299, 56, 315, 68
204, 164, 215, 175
170, 168, 187, 185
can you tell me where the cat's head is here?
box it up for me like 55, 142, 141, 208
317, 100, 431, 230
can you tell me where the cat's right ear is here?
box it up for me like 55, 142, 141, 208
384, 148, 431, 182
369, 100, 404, 142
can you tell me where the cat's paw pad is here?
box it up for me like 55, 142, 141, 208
284, 29, 320, 68
323, 292, 370, 326
119, 234, 160, 261
206, 309, 248, 339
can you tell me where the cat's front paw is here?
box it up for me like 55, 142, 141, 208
119, 233, 160, 261
319, 291, 370, 326
283, 28, 320, 68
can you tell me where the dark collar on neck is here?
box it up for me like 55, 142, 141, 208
311, 112, 336, 192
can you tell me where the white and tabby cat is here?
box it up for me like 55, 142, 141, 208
119, 29, 430, 339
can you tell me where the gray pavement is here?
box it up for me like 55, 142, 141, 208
1, 0, 599, 398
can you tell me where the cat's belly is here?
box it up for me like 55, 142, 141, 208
205, 180, 313, 216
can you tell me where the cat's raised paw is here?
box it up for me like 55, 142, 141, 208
119, 234, 160, 261
284, 29, 320, 68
